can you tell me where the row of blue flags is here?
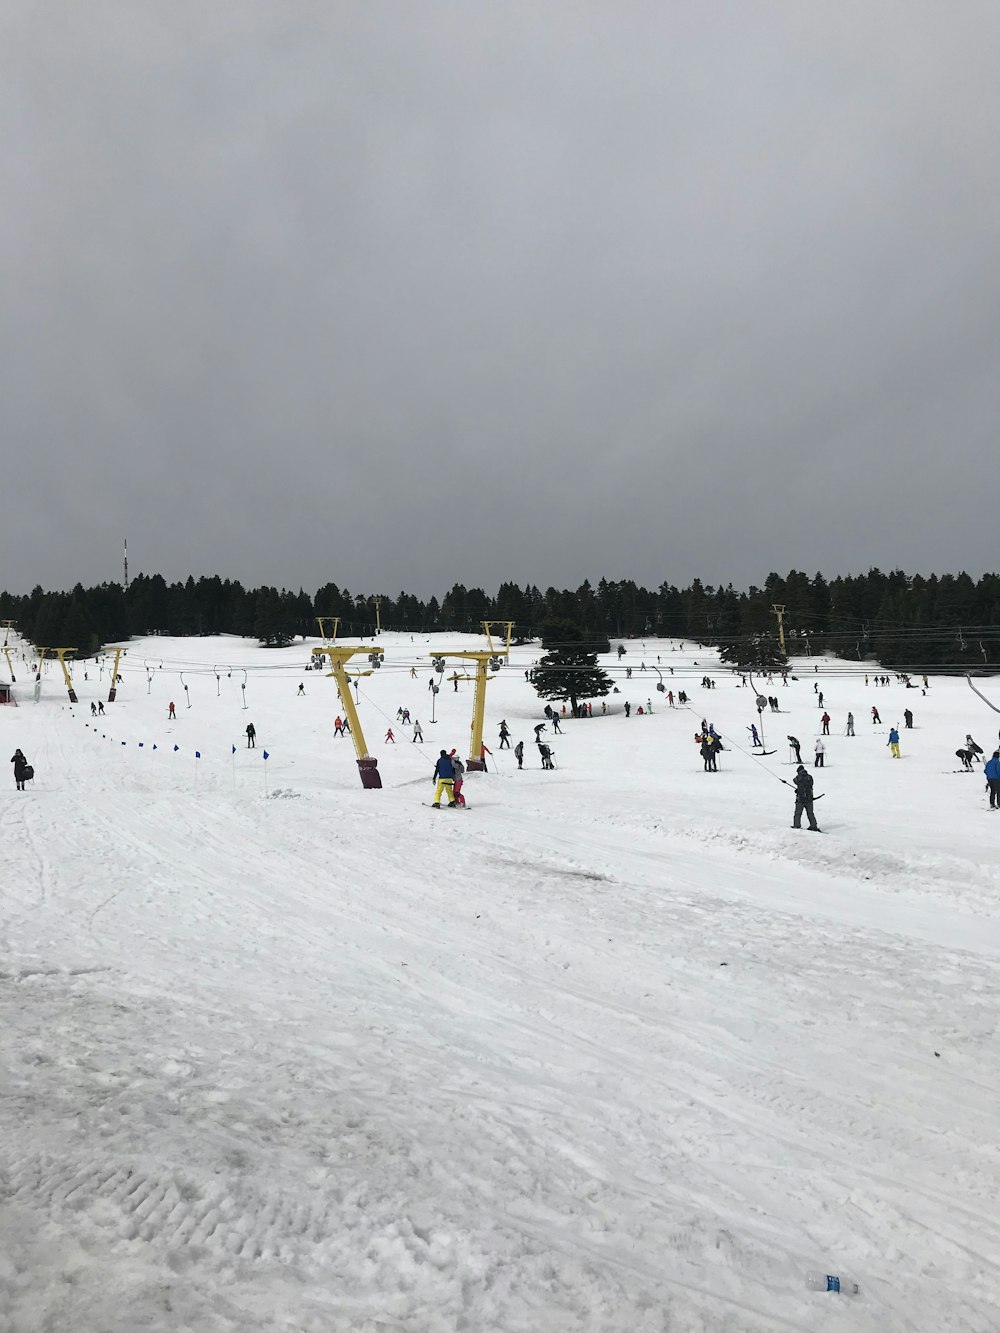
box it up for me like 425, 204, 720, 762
83, 723, 268, 759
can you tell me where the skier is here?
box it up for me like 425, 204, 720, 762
748, 723, 761, 747
431, 750, 458, 807
699, 733, 716, 772
451, 751, 466, 806
966, 735, 984, 762
97, 700, 105, 715
538, 742, 554, 769
246, 722, 256, 748
479, 741, 492, 771
985, 751, 1000, 809
871, 706, 881, 725
820, 712, 831, 735
514, 740, 524, 769
814, 737, 825, 768
334, 715, 346, 737
168, 701, 176, 719
791, 765, 820, 831
846, 712, 855, 736
624, 702, 631, 718
297, 683, 305, 695
412, 720, 423, 743
551, 714, 562, 734
401, 708, 410, 725
498, 720, 511, 748
385, 728, 395, 743
956, 747, 975, 770
11, 748, 30, 791
887, 726, 900, 759
903, 708, 913, 729
533, 722, 546, 741
667, 691, 674, 707
90, 702, 97, 716
787, 735, 802, 764
818, 691, 824, 708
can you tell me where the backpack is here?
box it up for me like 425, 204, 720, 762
23, 765, 34, 781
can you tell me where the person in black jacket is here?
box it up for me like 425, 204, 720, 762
11, 749, 30, 790
791, 765, 820, 831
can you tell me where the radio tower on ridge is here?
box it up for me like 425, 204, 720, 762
123, 538, 129, 590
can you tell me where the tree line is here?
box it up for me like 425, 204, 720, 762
2, 567, 999, 669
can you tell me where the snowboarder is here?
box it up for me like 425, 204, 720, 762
985, 751, 1000, 809
820, 712, 831, 735
412, 720, 423, 743
514, 740, 524, 769
846, 712, 855, 736
168, 701, 176, 719
791, 765, 820, 831
903, 708, 913, 729
498, 720, 511, 748
814, 737, 825, 768
787, 735, 802, 764
11, 749, 30, 790
451, 751, 466, 805
887, 726, 900, 759
431, 750, 457, 807
246, 722, 256, 748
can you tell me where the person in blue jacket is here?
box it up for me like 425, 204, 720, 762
887, 726, 900, 759
431, 750, 458, 807
984, 751, 1000, 809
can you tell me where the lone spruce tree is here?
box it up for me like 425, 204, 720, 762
532, 618, 612, 715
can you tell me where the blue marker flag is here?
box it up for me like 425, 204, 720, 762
232, 744, 236, 754
139, 742, 144, 748
173, 744, 179, 752
195, 750, 201, 759
262, 750, 269, 760
152, 744, 157, 751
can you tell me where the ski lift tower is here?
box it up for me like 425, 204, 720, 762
431, 621, 513, 771
51, 647, 79, 703
313, 617, 385, 788
1, 621, 16, 681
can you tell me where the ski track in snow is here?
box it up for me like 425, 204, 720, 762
2, 636, 1000, 1331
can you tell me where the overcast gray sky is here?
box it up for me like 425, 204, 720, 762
2, 1, 998, 599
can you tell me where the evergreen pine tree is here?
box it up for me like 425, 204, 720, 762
531, 618, 612, 715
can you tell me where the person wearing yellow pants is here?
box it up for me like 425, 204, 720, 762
431, 750, 458, 807
888, 726, 901, 758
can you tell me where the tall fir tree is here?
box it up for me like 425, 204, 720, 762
531, 617, 612, 715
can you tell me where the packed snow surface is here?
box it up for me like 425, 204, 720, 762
2, 633, 999, 1332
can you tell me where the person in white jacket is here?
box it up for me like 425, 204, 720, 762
814, 737, 826, 768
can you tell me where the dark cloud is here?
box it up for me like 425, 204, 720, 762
2, 1, 998, 597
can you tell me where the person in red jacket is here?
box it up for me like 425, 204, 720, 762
821, 712, 831, 735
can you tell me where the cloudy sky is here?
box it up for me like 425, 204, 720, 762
2, 1, 998, 599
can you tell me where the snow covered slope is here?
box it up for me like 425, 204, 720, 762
2, 634, 999, 1332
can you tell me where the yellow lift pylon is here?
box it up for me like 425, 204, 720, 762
312, 617, 385, 788
50, 647, 79, 703
1, 620, 16, 682
431, 621, 513, 771
107, 646, 124, 702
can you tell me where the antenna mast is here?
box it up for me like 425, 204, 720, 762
123, 537, 128, 590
